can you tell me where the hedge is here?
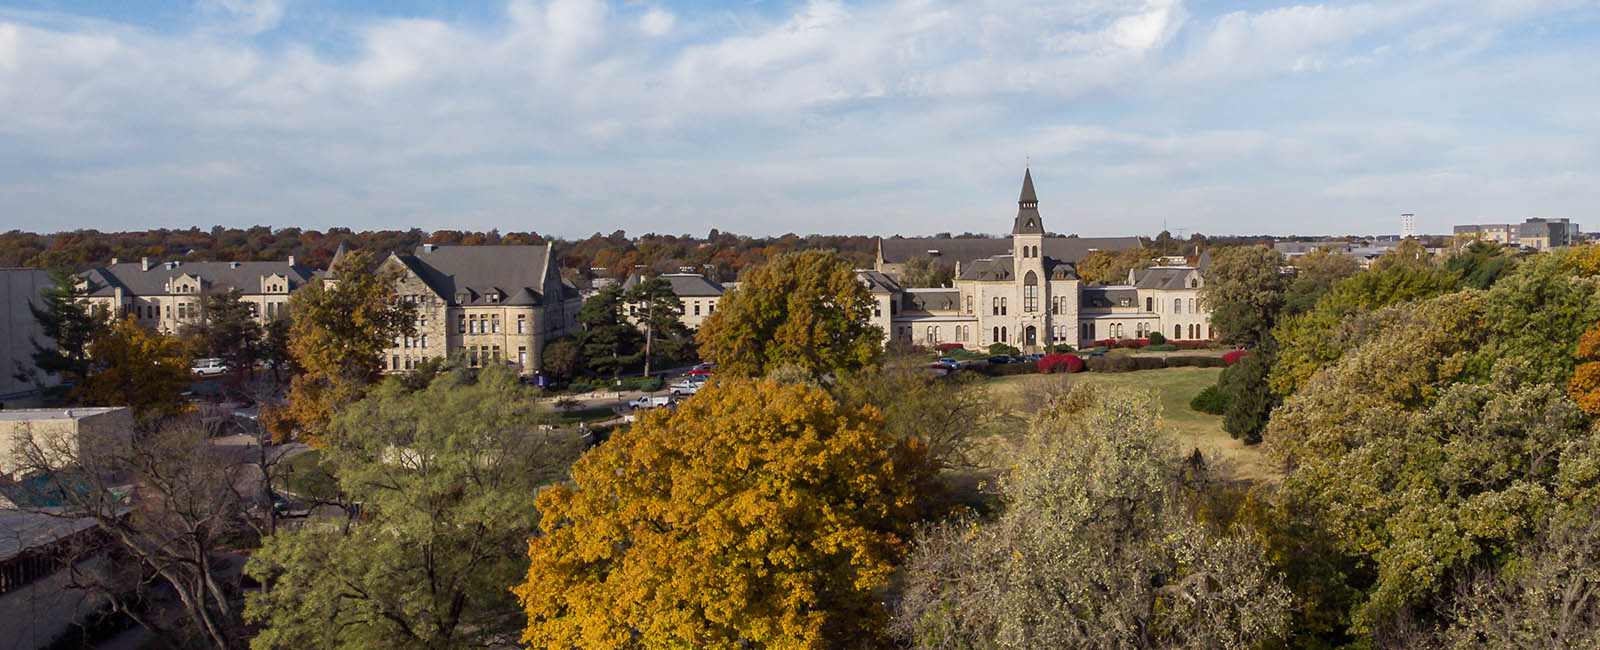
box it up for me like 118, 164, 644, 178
1087, 356, 1139, 373
1190, 384, 1229, 414
935, 343, 966, 353
978, 361, 1039, 377
1141, 344, 1179, 352
1166, 355, 1226, 368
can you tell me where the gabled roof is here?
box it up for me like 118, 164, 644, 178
1081, 286, 1140, 309
881, 236, 1142, 267
902, 289, 960, 312
390, 245, 554, 306
855, 269, 903, 294
623, 273, 725, 298
83, 260, 317, 297
1131, 266, 1200, 291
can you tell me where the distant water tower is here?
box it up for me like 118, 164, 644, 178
1401, 213, 1416, 239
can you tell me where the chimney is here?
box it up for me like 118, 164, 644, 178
287, 255, 296, 267
141, 257, 151, 271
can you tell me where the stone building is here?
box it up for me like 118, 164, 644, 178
620, 273, 726, 330
0, 269, 58, 407
80, 257, 316, 335
866, 169, 1212, 351
376, 243, 582, 374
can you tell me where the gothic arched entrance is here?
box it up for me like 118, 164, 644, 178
1024, 325, 1037, 347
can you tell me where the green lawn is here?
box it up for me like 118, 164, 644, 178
982, 367, 1278, 482
555, 406, 621, 425
281, 449, 340, 501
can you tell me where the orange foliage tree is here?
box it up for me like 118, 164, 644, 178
1569, 322, 1600, 414
515, 379, 936, 649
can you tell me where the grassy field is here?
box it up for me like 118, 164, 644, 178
981, 367, 1278, 482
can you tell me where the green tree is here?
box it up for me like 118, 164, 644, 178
81, 318, 193, 419
893, 385, 1292, 649
1219, 350, 1276, 444
246, 366, 580, 649
181, 288, 264, 374
282, 250, 414, 442
625, 277, 692, 376
1077, 247, 1159, 285
575, 286, 643, 379
901, 255, 954, 288
1200, 245, 1289, 347
21, 268, 107, 390
697, 250, 882, 379
831, 364, 993, 471
540, 336, 580, 381
1445, 240, 1516, 290
516, 378, 935, 649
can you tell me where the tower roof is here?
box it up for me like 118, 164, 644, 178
1012, 168, 1044, 235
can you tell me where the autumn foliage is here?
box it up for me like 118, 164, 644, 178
1222, 349, 1250, 366
516, 378, 935, 649
1569, 322, 1600, 414
1037, 353, 1084, 374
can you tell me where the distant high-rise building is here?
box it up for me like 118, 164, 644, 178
1401, 213, 1416, 239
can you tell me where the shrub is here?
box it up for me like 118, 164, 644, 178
1166, 356, 1226, 368
988, 343, 1022, 356
568, 382, 594, 393
1222, 350, 1250, 366
1175, 340, 1213, 350
1087, 356, 1138, 373
1132, 357, 1167, 371
1044, 343, 1076, 354
935, 343, 965, 353
1189, 384, 1229, 414
1086, 346, 1109, 354
1038, 354, 1085, 374
1148, 331, 1166, 345
979, 361, 1039, 377
1142, 344, 1179, 352
1091, 338, 1150, 350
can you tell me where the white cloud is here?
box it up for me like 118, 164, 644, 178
0, 0, 1595, 237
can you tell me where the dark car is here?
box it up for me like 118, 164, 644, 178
987, 355, 1012, 364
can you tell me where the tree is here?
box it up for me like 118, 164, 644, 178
1218, 350, 1276, 444
1439, 506, 1600, 649
1200, 245, 1289, 347
516, 378, 936, 649
6, 421, 254, 649
182, 288, 264, 375
1077, 247, 1159, 285
1445, 240, 1516, 290
80, 318, 193, 419
21, 268, 106, 391
246, 366, 580, 649
831, 364, 993, 471
575, 286, 643, 379
892, 385, 1292, 649
281, 250, 414, 442
1294, 247, 1362, 293
541, 336, 580, 381
902, 255, 953, 288
697, 250, 882, 379
1569, 322, 1600, 414
625, 277, 692, 376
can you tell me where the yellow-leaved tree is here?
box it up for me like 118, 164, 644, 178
81, 317, 192, 420
515, 378, 936, 649
1569, 322, 1600, 414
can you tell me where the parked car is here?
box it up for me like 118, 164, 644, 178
191, 358, 228, 376
938, 357, 961, 367
689, 363, 713, 377
987, 355, 1012, 364
629, 395, 673, 409
669, 381, 700, 396
927, 361, 957, 372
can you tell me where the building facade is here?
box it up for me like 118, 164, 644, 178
1455, 218, 1578, 251
866, 170, 1212, 351
620, 273, 726, 330
1, 269, 59, 406
81, 257, 315, 335
376, 243, 582, 374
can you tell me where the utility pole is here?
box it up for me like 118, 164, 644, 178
642, 296, 653, 378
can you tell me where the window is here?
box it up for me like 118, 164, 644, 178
1146, 297, 1153, 312
517, 314, 526, 333
993, 326, 999, 342
1001, 326, 1007, 342
1001, 297, 1008, 315
708, 304, 715, 314
992, 297, 999, 316
421, 334, 428, 349
492, 346, 501, 362
470, 347, 480, 367
518, 346, 527, 367
1174, 324, 1182, 339
926, 326, 934, 343
492, 315, 501, 333
419, 314, 427, 327
966, 295, 973, 314
694, 303, 701, 316
1023, 272, 1038, 312
1189, 298, 1196, 313
458, 315, 466, 334
1174, 299, 1183, 314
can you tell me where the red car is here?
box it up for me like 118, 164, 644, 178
689, 363, 713, 377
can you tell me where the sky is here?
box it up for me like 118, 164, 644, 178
0, 0, 1597, 239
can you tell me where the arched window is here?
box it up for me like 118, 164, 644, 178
993, 326, 1000, 342
1001, 297, 1008, 315
966, 295, 973, 313
1001, 326, 1008, 342
1023, 271, 1038, 312
1208, 325, 1214, 339
1174, 324, 1182, 339
992, 297, 999, 315
1174, 298, 1183, 314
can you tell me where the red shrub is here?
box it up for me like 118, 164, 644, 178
1039, 353, 1086, 374
934, 343, 965, 353
1222, 350, 1250, 366
1091, 338, 1150, 349
1175, 340, 1214, 350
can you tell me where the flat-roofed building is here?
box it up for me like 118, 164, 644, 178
0, 407, 133, 478
0, 269, 59, 407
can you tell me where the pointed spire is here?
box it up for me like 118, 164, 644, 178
1019, 168, 1037, 204
1012, 168, 1044, 235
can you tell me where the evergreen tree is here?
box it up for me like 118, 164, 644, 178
22, 268, 106, 390
625, 277, 692, 376
576, 286, 643, 379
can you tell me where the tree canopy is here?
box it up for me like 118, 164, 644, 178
81, 318, 193, 419
516, 378, 935, 649
696, 250, 882, 379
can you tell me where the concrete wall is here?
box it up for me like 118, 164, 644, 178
0, 408, 132, 477
0, 269, 57, 403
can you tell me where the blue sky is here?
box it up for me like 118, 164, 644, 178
1, 0, 1596, 238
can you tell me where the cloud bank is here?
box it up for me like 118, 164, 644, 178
0, 0, 1596, 237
